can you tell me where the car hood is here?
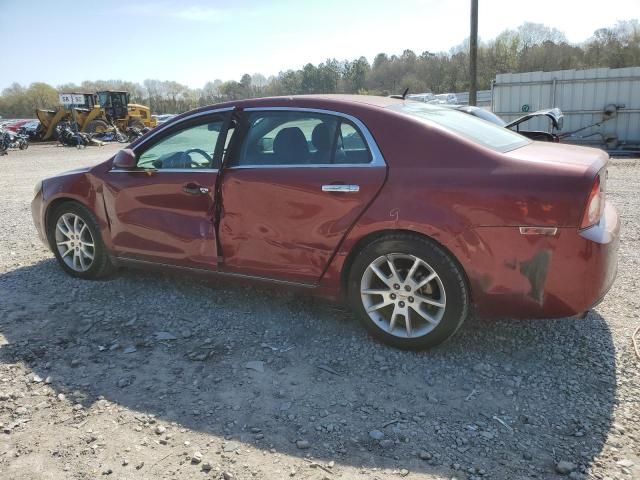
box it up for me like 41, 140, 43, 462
505, 108, 563, 130
45, 166, 92, 181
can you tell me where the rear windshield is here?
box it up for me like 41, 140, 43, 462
389, 102, 529, 152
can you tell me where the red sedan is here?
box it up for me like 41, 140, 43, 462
31, 95, 620, 349
4, 119, 32, 133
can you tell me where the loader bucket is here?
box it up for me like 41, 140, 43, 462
35, 108, 71, 141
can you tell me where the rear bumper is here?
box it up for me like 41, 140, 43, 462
575, 200, 620, 310
468, 200, 620, 319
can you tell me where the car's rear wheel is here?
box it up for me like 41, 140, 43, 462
347, 234, 469, 349
48, 202, 114, 279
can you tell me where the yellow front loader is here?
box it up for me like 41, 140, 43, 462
35, 93, 104, 141
94, 91, 156, 132
36, 91, 156, 141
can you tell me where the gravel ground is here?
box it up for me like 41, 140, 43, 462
0, 144, 638, 480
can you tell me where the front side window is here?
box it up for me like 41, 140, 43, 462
137, 120, 224, 170
231, 111, 372, 167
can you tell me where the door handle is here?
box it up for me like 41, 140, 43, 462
321, 184, 360, 193
183, 183, 210, 195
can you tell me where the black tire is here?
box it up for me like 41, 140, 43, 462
19, 140, 28, 150
116, 132, 128, 143
85, 119, 110, 134
47, 201, 114, 280
347, 233, 469, 350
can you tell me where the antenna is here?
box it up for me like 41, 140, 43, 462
389, 88, 411, 100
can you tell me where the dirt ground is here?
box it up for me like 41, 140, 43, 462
0, 143, 638, 480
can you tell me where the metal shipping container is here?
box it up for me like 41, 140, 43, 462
492, 67, 640, 151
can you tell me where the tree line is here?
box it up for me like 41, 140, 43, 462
1, 20, 638, 118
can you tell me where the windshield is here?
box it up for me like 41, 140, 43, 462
97, 93, 106, 105
390, 102, 529, 152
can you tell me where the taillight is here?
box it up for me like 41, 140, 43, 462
580, 170, 606, 229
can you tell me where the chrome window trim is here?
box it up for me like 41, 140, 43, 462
226, 163, 379, 170
132, 106, 235, 153
109, 168, 219, 174
228, 107, 387, 169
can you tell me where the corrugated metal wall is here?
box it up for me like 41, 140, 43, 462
453, 90, 492, 106
492, 67, 640, 149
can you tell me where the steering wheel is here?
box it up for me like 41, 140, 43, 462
185, 148, 212, 167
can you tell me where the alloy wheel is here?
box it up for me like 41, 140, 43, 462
54, 213, 95, 272
360, 253, 447, 338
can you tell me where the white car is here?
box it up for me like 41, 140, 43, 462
407, 93, 435, 103
434, 93, 458, 104
152, 114, 177, 126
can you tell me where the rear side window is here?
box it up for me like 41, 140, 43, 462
231, 111, 372, 167
390, 102, 529, 152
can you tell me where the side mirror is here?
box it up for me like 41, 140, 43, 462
113, 148, 136, 169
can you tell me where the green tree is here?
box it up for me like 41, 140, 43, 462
2, 20, 640, 116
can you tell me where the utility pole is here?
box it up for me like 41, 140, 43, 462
469, 0, 478, 106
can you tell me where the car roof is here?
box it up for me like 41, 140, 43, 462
185, 94, 404, 117
252, 94, 403, 110
161, 95, 407, 128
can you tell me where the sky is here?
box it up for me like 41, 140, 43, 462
0, 0, 638, 90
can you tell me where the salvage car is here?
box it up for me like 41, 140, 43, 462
3, 119, 32, 133
17, 120, 40, 140
31, 95, 619, 349
450, 105, 564, 142
152, 114, 177, 126
406, 92, 436, 103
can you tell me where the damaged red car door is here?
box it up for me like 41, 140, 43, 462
218, 108, 387, 284
103, 114, 230, 269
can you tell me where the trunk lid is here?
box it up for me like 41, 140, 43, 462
501, 142, 610, 227
504, 141, 609, 175
505, 107, 564, 131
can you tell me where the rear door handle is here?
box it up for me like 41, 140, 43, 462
183, 183, 210, 195
322, 184, 360, 193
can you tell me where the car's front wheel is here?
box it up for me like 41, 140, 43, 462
348, 234, 469, 349
48, 202, 114, 279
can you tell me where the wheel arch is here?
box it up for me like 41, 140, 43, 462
44, 197, 92, 246
43, 196, 115, 279
339, 228, 472, 301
